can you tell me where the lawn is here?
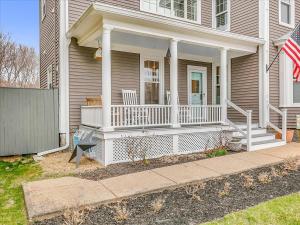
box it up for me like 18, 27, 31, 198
0, 157, 41, 225
202, 193, 300, 225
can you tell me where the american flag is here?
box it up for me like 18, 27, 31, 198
282, 24, 300, 81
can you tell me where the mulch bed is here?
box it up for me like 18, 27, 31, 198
35, 161, 300, 225
77, 150, 237, 181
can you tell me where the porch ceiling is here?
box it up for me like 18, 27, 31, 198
67, 3, 265, 56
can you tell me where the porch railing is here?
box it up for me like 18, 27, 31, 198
179, 105, 222, 125
81, 106, 102, 128
111, 105, 172, 128
226, 100, 252, 151
268, 104, 287, 142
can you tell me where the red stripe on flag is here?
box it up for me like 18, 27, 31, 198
283, 47, 300, 68
288, 39, 300, 54
284, 42, 300, 63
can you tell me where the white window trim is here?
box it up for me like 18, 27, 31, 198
47, 64, 53, 89
140, 0, 201, 24
41, 0, 47, 21
278, 0, 295, 28
212, 0, 231, 31
140, 54, 165, 105
187, 65, 208, 105
279, 48, 300, 107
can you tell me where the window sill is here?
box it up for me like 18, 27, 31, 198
280, 104, 300, 108
279, 21, 294, 29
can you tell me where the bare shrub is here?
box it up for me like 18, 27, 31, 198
63, 208, 90, 225
258, 172, 272, 184
283, 158, 298, 172
270, 167, 280, 178
151, 196, 165, 213
123, 134, 153, 165
241, 174, 254, 189
218, 182, 231, 197
184, 182, 206, 201
112, 203, 129, 222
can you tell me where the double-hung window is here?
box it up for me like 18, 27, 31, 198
279, 0, 295, 28
141, 0, 200, 22
214, 0, 229, 30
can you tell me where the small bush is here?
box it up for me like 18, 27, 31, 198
241, 174, 254, 189
206, 149, 228, 158
112, 203, 129, 222
270, 167, 280, 178
185, 182, 206, 201
218, 182, 231, 198
283, 158, 298, 172
63, 208, 90, 225
151, 197, 165, 213
258, 172, 272, 184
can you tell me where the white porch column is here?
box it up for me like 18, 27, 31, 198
220, 47, 228, 123
102, 25, 113, 131
170, 39, 180, 128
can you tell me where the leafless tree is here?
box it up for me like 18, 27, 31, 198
0, 32, 39, 88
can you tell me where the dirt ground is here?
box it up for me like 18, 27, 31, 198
38, 150, 103, 177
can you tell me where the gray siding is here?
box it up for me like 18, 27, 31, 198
40, 0, 60, 88
0, 88, 59, 156
229, 53, 259, 123
201, 0, 212, 28
269, 0, 300, 128
231, 0, 259, 37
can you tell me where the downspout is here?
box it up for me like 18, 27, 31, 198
38, 0, 69, 156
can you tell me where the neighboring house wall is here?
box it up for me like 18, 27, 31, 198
229, 53, 259, 123
40, 0, 60, 88
269, 0, 300, 128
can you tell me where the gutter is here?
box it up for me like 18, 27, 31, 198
38, 0, 70, 156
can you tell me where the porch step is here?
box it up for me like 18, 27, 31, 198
232, 128, 267, 137
242, 139, 286, 151
235, 123, 259, 130
235, 133, 275, 145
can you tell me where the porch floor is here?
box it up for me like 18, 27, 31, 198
24, 143, 300, 219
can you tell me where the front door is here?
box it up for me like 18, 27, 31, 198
188, 66, 207, 105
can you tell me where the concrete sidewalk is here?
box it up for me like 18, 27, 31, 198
23, 143, 300, 219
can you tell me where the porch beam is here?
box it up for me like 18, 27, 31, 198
170, 38, 180, 128
220, 47, 228, 123
102, 25, 113, 131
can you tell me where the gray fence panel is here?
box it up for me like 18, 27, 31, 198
0, 88, 59, 156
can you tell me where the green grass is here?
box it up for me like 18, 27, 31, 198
202, 193, 300, 225
206, 149, 228, 158
0, 157, 42, 225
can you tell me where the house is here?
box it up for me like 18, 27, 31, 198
39, 0, 300, 165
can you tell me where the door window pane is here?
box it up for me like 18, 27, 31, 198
191, 72, 203, 105
144, 60, 160, 104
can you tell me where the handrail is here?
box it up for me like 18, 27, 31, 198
226, 99, 252, 151
268, 104, 287, 142
226, 100, 248, 117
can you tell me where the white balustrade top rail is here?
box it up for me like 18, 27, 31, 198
226, 100, 252, 151
268, 104, 287, 142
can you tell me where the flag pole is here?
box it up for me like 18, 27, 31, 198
266, 21, 300, 72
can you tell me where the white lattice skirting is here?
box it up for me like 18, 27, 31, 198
80, 126, 229, 166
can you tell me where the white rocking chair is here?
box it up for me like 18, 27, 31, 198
122, 89, 149, 126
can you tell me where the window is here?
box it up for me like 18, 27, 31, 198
47, 65, 53, 89
144, 60, 160, 104
41, 0, 46, 21
214, 0, 229, 30
141, 0, 200, 22
293, 66, 300, 103
279, 0, 294, 28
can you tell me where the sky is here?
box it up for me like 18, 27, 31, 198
0, 0, 39, 53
